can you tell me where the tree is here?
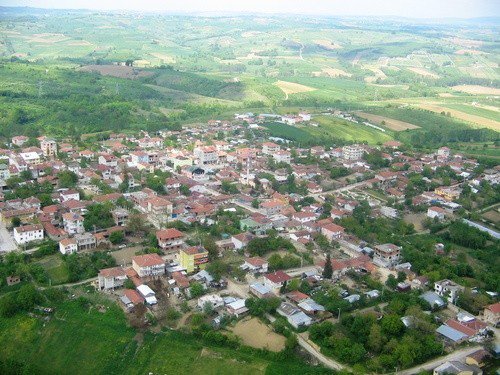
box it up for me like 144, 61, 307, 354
386, 274, 398, 289
367, 324, 385, 353
109, 231, 125, 245
57, 170, 78, 188
126, 214, 148, 236
381, 314, 405, 336
83, 203, 114, 231
17, 284, 40, 311
11, 217, 21, 228
323, 252, 333, 279
190, 282, 205, 298
124, 279, 135, 289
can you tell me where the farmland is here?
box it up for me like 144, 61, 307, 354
354, 112, 420, 131
0, 7, 496, 144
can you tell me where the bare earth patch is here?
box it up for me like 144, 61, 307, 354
231, 317, 286, 352
415, 104, 500, 131
274, 80, 316, 96
149, 52, 176, 64
313, 68, 351, 78
79, 65, 153, 79
355, 112, 420, 131
452, 85, 500, 96
407, 67, 440, 79
313, 39, 342, 50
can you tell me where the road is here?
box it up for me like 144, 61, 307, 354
0, 222, 17, 252
231, 200, 263, 214
309, 180, 372, 201
297, 332, 346, 371
397, 345, 482, 375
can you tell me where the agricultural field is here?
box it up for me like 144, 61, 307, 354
230, 317, 286, 352
354, 112, 420, 131
0, 8, 497, 142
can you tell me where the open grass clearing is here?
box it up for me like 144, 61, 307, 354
414, 103, 500, 131
355, 111, 420, 131
37, 255, 69, 285
452, 85, 500, 95
231, 317, 286, 352
407, 67, 440, 79
274, 80, 316, 96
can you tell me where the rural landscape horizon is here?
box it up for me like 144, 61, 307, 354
0, 2, 498, 375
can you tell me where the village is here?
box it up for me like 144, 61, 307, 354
0, 112, 499, 374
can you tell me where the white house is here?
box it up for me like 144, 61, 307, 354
264, 271, 292, 293
62, 212, 84, 235
434, 279, 464, 304
98, 267, 127, 290
197, 294, 224, 310
59, 237, 78, 255
132, 254, 165, 277
273, 150, 291, 164
137, 284, 157, 305
14, 224, 44, 245
242, 257, 269, 273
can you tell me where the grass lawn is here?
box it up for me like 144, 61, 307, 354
0, 295, 329, 375
37, 255, 70, 285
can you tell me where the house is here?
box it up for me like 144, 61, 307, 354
264, 271, 292, 293
428, 206, 446, 220
226, 298, 249, 317
483, 302, 500, 326
121, 289, 144, 310
136, 284, 157, 305
111, 208, 129, 226
465, 349, 491, 368
273, 150, 291, 164
277, 302, 312, 329
262, 142, 280, 155
62, 212, 84, 235
436, 325, 469, 343
320, 223, 345, 241
13, 224, 44, 245
242, 257, 268, 273
373, 243, 401, 268
12, 135, 29, 147
433, 361, 481, 375
197, 294, 224, 310
156, 228, 184, 251
231, 232, 255, 250
98, 267, 127, 290
434, 279, 464, 304
178, 246, 209, 273
59, 189, 80, 202
420, 291, 445, 309
249, 283, 273, 298
132, 254, 165, 278
59, 238, 77, 255
298, 298, 325, 315
437, 146, 451, 158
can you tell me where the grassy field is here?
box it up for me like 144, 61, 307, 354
0, 295, 329, 375
37, 255, 69, 285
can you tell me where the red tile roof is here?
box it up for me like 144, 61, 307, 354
265, 270, 291, 284
132, 253, 165, 268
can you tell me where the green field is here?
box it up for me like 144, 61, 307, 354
0, 292, 328, 375
37, 255, 69, 285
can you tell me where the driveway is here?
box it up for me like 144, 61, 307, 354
0, 222, 17, 252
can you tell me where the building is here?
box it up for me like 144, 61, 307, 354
262, 142, 280, 155
428, 206, 446, 220
277, 302, 312, 329
62, 212, 84, 235
179, 246, 209, 273
156, 228, 184, 251
194, 146, 219, 166
273, 150, 291, 164
437, 146, 451, 158
483, 302, 500, 326
13, 224, 44, 245
242, 257, 268, 273
132, 254, 165, 278
197, 294, 224, 310
433, 361, 481, 375
137, 284, 157, 305
40, 138, 57, 157
373, 243, 401, 268
59, 238, 77, 255
264, 271, 292, 293
249, 282, 273, 298
342, 145, 364, 160
98, 267, 127, 290
12, 135, 29, 147
226, 298, 249, 317
320, 223, 345, 241
434, 279, 464, 304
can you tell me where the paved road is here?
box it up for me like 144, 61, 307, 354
397, 345, 482, 375
0, 222, 17, 252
